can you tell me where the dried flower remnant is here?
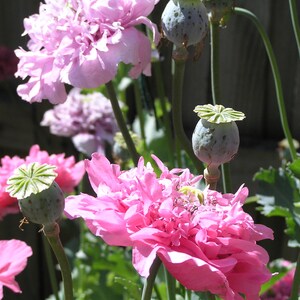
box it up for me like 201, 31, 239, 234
0, 46, 19, 81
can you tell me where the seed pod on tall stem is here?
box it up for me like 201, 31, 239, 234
6, 162, 74, 300
192, 104, 245, 190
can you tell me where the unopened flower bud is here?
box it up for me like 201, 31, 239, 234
6, 162, 65, 226
161, 0, 208, 48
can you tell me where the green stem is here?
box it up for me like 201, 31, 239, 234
153, 62, 174, 165
105, 81, 140, 165
133, 80, 146, 142
141, 256, 162, 300
164, 266, 176, 300
210, 21, 232, 193
44, 223, 74, 300
210, 21, 220, 106
289, 0, 300, 57
234, 7, 297, 161
43, 235, 60, 300
221, 163, 232, 193
291, 249, 300, 300
172, 54, 203, 173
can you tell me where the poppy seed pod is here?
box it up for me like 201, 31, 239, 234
192, 118, 240, 167
18, 181, 65, 226
161, 0, 209, 48
6, 162, 65, 226
192, 104, 245, 167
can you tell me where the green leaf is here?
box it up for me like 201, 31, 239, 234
254, 167, 300, 246
288, 158, 300, 179
114, 277, 141, 300
254, 167, 300, 225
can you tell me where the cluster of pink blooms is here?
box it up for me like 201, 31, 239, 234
261, 260, 296, 300
65, 153, 274, 299
15, 0, 160, 104
0, 239, 32, 299
41, 88, 118, 156
0, 46, 19, 81
0, 145, 85, 219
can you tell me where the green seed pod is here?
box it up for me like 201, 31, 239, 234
192, 104, 245, 167
18, 181, 64, 226
6, 162, 65, 226
161, 0, 208, 48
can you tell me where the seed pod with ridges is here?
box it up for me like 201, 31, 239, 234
6, 162, 65, 226
161, 0, 209, 48
192, 104, 245, 168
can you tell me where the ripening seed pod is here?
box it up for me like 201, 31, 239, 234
6, 162, 65, 226
192, 104, 245, 168
161, 0, 209, 48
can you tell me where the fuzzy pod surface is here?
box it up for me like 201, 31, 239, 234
161, 0, 208, 47
192, 118, 239, 167
18, 181, 65, 226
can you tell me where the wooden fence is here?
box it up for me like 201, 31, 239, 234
0, 0, 299, 299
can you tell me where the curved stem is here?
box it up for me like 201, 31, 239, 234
164, 266, 176, 300
105, 81, 140, 165
42, 235, 60, 300
234, 7, 297, 161
291, 249, 300, 300
210, 21, 232, 193
289, 0, 300, 57
141, 256, 162, 300
172, 55, 203, 173
44, 223, 73, 300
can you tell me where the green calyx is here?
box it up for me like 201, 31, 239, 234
6, 162, 57, 200
193, 104, 245, 124
202, 0, 234, 25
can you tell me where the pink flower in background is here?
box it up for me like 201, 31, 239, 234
0, 239, 32, 299
65, 153, 273, 299
0, 46, 19, 81
261, 260, 297, 300
41, 88, 118, 156
0, 145, 85, 219
15, 0, 160, 104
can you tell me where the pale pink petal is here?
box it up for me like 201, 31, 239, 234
0, 240, 32, 296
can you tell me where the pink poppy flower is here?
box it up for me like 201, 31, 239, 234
0, 145, 85, 219
41, 88, 118, 156
261, 260, 297, 300
15, 0, 160, 104
64, 153, 274, 299
0, 239, 32, 299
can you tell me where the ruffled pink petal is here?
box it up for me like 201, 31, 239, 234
85, 153, 121, 193
0, 240, 32, 296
